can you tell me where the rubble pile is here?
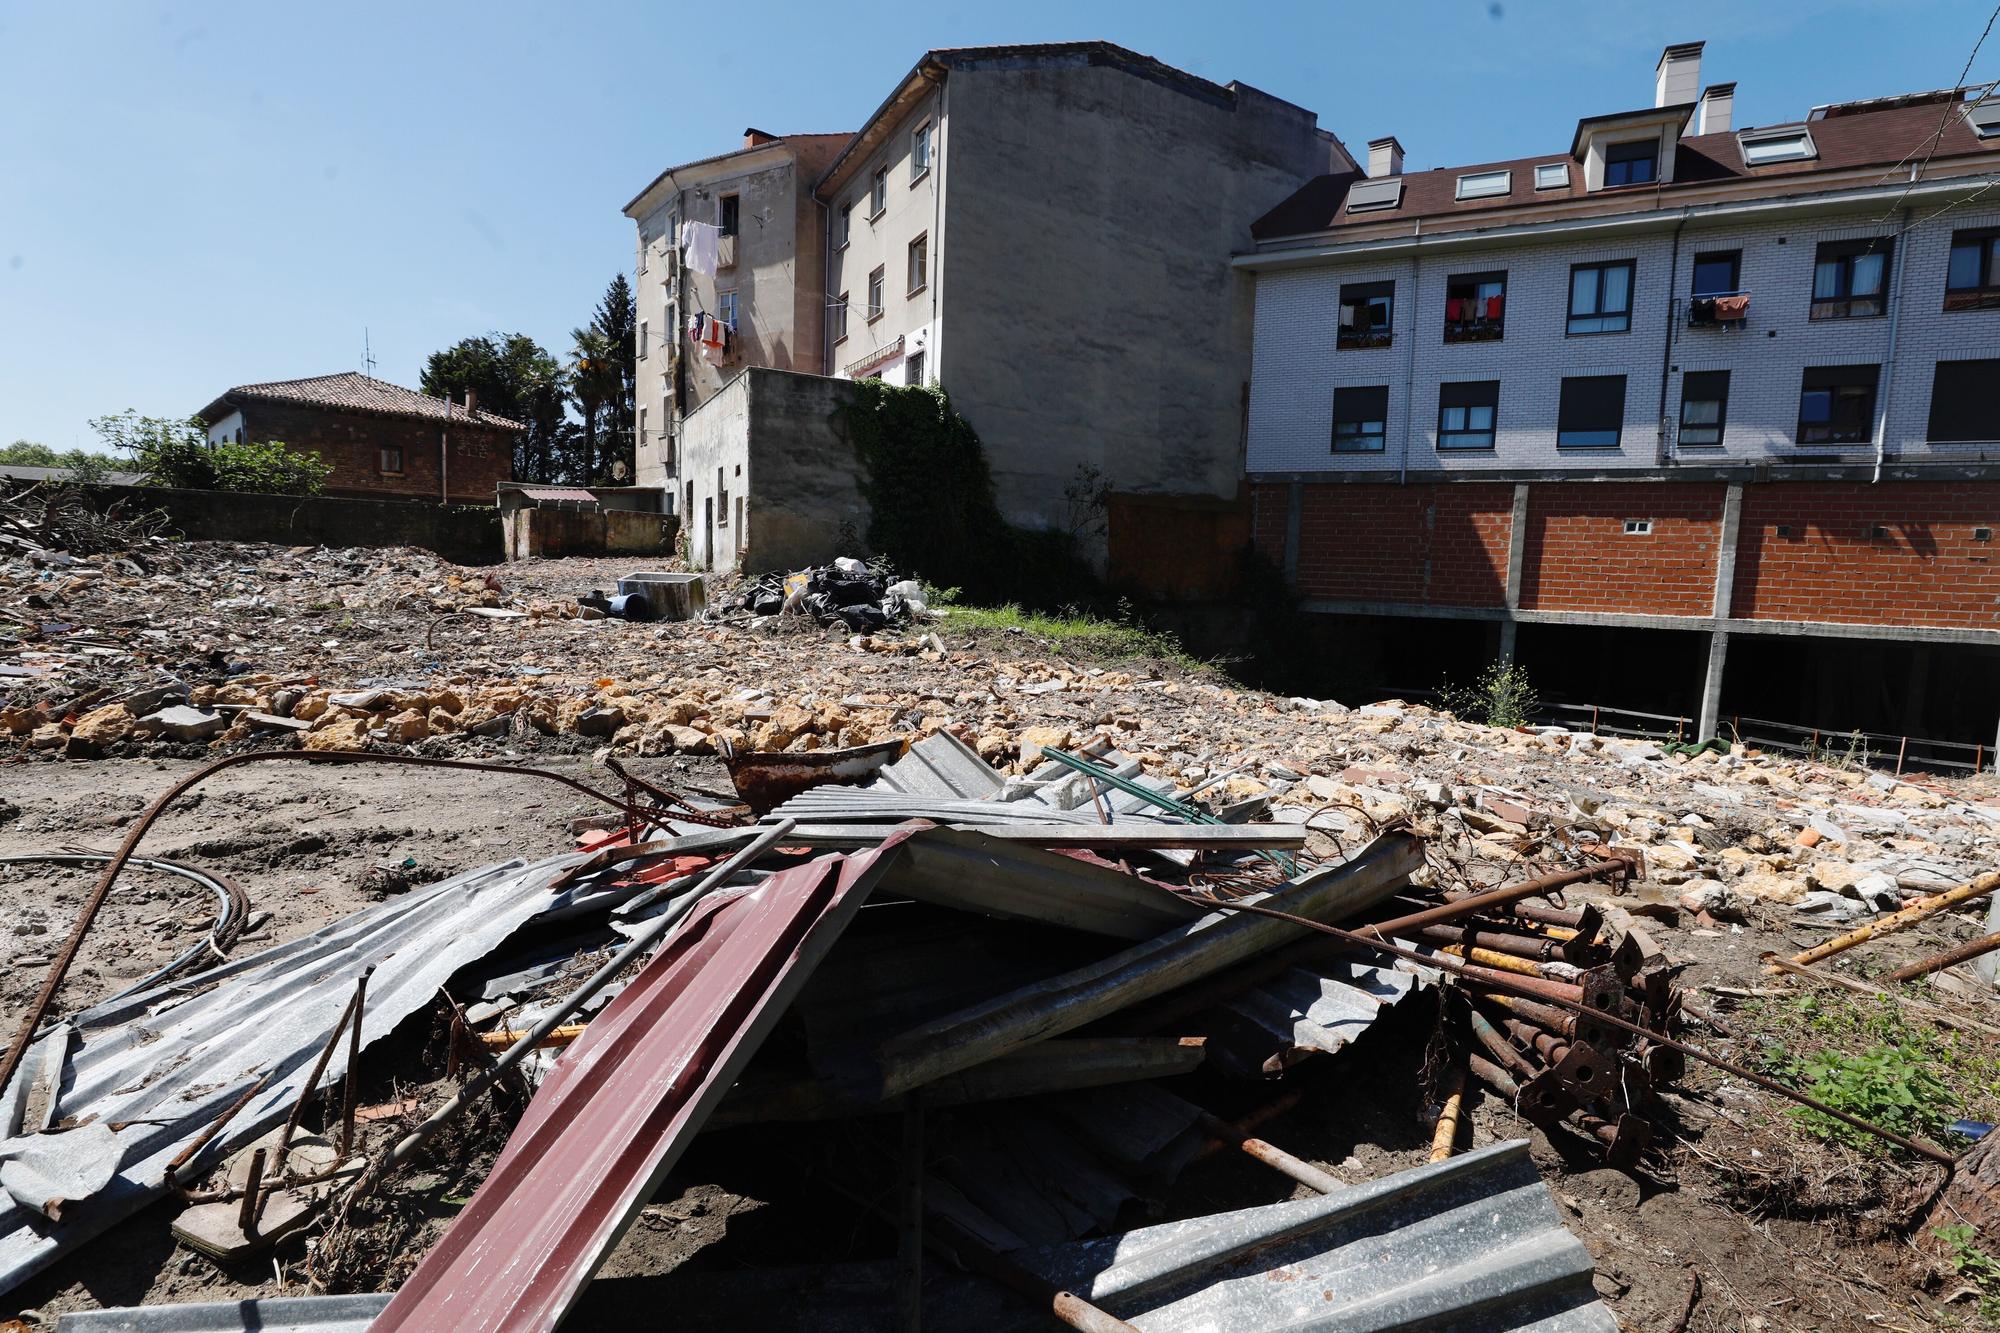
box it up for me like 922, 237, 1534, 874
714, 555, 928, 630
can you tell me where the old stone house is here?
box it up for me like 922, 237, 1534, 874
196, 372, 521, 504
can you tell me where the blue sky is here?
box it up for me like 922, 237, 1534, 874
1, 0, 1992, 449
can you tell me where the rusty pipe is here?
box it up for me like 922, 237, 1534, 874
274, 986, 359, 1175
1414, 923, 1562, 962
338, 966, 374, 1159
1883, 931, 2000, 984
1479, 992, 1579, 1038
167, 1072, 274, 1185
1499, 1014, 1569, 1065
1466, 1009, 1540, 1082
1180, 891, 1958, 1164
1362, 858, 1632, 941
1465, 1050, 1521, 1100
1195, 1110, 1342, 1194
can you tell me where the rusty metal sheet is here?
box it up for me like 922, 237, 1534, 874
373, 835, 911, 1333
724, 738, 909, 814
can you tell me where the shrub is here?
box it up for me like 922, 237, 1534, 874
1438, 661, 1541, 728
91, 411, 331, 496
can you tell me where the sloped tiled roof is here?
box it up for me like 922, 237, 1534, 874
197, 372, 526, 431
1254, 94, 2000, 240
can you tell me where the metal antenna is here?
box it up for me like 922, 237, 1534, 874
362, 328, 378, 376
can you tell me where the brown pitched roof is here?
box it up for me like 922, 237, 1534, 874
1254, 94, 2000, 240
198, 372, 526, 431
622, 132, 855, 217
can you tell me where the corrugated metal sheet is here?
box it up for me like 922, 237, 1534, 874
53, 1294, 391, 1332
0, 852, 625, 1298
374, 836, 909, 1333
517, 485, 598, 503
1213, 958, 1436, 1077
1014, 1139, 1618, 1332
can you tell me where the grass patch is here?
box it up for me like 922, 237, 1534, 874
1749, 991, 2000, 1155
938, 597, 1203, 670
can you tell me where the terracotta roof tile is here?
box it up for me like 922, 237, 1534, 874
199, 372, 525, 431
1254, 96, 2000, 240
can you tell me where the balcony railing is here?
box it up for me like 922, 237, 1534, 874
1336, 327, 1393, 350
1686, 291, 1750, 327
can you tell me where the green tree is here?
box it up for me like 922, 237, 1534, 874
90, 411, 329, 494
593, 274, 637, 482
421, 333, 570, 483
0, 441, 60, 466
568, 324, 614, 487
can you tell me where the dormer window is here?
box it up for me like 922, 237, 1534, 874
1739, 127, 1817, 165
1965, 99, 2000, 139
1345, 178, 1404, 213
1455, 170, 1511, 201
1534, 163, 1570, 190
1603, 139, 1658, 186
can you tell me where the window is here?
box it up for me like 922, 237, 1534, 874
638, 404, 647, 447
907, 233, 928, 295
1739, 129, 1816, 164
666, 300, 679, 355
718, 194, 739, 238
1534, 163, 1569, 190
837, 202, 852, 249
685, 480, 694, 516
1678, 371, 1730, 447
637, 318, 648, 360
1797, 365, 1880, 446
379, 446, 403, 475
1567, 260, 1635, 334
833, 291, 849, 343
1557, 375, 1627, 448
1437, 381, 1499, 451
1337, 281, 1394, 348
1331, 385, 1389, 452
1928, 359, 2000, 443
1455, 170, 1511, 200
1946, 228, 2000, 311
717, 467, 727, 526
1811, 239, 1891, 319
911, 122, 932, 181
1623, 519, 1653, 535
907, 350, 926, 386
866, 266, 885, 320
1691, 251, 1740, 297
1603, 138, 1658, 186
870, 166, 888, 218
717, 290, 738, 331
1965, 100, 2000, 139
1444, 271, 1506, 342
1345, 178, 1403, 212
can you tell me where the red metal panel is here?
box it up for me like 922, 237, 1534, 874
374, 836, 908, 1332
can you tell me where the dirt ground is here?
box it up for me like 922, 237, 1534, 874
6, 542, 2000, 1328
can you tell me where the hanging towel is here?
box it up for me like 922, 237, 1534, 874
1485, 294, 1504, 321
1445, 299, 1463, 322
1713, 293, 1750, 321
680, 221, 720, 277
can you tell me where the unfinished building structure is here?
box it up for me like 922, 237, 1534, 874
1241, 41, 2000, 756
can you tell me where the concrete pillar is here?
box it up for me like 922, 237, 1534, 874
1698, 630, 1729, 742
1699, 483, 1745, 741
1500, 483, 1529, 666
1283, 481, 1303, 584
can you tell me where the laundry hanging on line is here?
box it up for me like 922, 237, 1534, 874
680, 221, 719, 277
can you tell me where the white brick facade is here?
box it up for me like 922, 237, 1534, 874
1247, 200, 2000, 475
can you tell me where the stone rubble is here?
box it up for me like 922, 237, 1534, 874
3, 539, 1996, 915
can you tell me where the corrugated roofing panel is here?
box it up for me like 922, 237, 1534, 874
517, 485, 598, 503
0, 853, 621, 1298
1022, 1140, 1617, 1332
54, 1294, 391, 1332
374, 837, 908, 1333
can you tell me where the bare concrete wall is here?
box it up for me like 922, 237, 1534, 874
676, 372, 752, 570
938, 60, 1340, 537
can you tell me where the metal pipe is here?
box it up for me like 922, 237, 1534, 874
338, 966, 374, 1159
1466, 1009, 1539, 1082
1465, 1050, 1520, 1100
238, 1147, 268, 1234
167, 1071, 274, 1185
1358, 857, 1632, 940
1416, 923, 1561, 962
1441, 944, 1549, 976
274, 987, 359, 1175
1430, 1062, 1465, 1163
1883, 930, 2000, 984
1194, 1110, 1342, 1194
354, 819, 800, 1197
1479, 992, 1578, 1038
1774, 870, 2000, 972
0, 749, 649, 1105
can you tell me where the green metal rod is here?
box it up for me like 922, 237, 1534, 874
1038, 746, 1297, 874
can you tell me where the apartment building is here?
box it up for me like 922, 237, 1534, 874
816, 42, 1348, 537
622, 130, 850, 493
1241, 42, 2000, 754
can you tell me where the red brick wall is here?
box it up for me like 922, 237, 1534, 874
1264, 482, 1512, 608
243, 404, 515, 505
1268, 478, 2000, 634
1734, 483, 2000, 630
1519, 483, 1722, 616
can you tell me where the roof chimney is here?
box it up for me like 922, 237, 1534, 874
465, 388, 478, 416
1696, 82, 1735, 135
1655, 41, 1704, 108
742, 127, 779, 149
1366, 136, 1405, 179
